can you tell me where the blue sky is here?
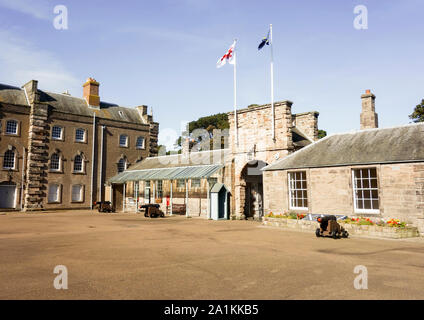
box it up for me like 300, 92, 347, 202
1, 0, 423, 149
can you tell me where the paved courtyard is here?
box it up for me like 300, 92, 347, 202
0, 211, 424, 300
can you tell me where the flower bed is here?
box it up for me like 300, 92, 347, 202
262, 213, 419, 239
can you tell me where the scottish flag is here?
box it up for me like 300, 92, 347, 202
258, 29, 270, 50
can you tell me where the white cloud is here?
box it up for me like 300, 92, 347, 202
0, 0, 51, 20
0, 30, 80, 94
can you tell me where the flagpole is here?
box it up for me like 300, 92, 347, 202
234, 45, 238, 146
270, 24, 275, 141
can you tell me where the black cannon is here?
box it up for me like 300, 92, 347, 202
140, 204, 164, 218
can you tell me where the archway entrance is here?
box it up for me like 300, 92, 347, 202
240, 160, 267, 220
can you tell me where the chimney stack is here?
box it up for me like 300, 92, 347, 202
83, 77, 100, 108
360, 89, 378, 130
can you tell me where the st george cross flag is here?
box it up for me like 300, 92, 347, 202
216, 40, 236, 68
258, 29, 270, 50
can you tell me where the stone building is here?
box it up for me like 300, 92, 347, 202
262, 91, 424, 234
0, 78, 158, 210
109, 100, 318, 219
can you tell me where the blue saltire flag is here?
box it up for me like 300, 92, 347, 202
258, 29, 270, 50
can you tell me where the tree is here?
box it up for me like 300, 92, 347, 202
175, 113, 230, 150
409, 99, 424, 123
318, 129, 327, 139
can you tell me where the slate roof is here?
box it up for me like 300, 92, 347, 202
0, 83, 145, 124
263, 123, 424, 171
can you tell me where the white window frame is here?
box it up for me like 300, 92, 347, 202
191, 178, 201, 188
48, 184, 61, 203
136, 136, 145, 149
117, 158, 127, 173
288, 171, 308, 210
155, 180, 163, 199
75, 128, 85, 142
71, 184, 83, 202
50, 153, 61, 171
5, 120, 18, 135
352, 168, 380, 214
52, 126, 63, 140
3, 150, 15, 169
73, 155, 83, 173
177, 179, 185, 188
119, 134, 128, 147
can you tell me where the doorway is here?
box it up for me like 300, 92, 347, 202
0, 184, 16, 209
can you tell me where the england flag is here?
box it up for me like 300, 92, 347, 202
216, 40, 236, 68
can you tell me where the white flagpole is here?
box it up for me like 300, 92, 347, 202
234, 44, 238, 146
270, 24, 275, 141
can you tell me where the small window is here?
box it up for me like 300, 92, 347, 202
352, 168, 379, 213
3, 150, 15, 169
71, 185, 83, 202
52, 126, 63, 140
177, 179, 185, 188
288, 171, 308, 210
208, 178, 218, 189
117, 158, 127, 173
48, 184, 60, 203
156, 180, 163, 198
6, 120, 18, 135
73, 155, 83, 172
191, 179, 201, 188
119, 134, 128, 147
75, 129, 85, 142
50, 153, 60, 171
136, 136, 145, 149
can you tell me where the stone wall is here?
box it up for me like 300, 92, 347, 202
293, 112, 319, 141
263, 163, 424, 233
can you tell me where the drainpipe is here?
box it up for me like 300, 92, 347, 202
90, 113, 96, 210
99, 125, 105, 202
21, 147, 25, 211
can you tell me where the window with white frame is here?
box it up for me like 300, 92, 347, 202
52, 126, 63, 140
5, 120, 18, 135
119, 134, 128, 147
3, 150, 15, 169
177, 179, 185, 188
75, 128, 85, 142
352, 168, 379, 213
191, 178, 201, 188
136, 136, 145, 149
71, 185, 83, 202
73, 155, 83, 172
48, 184, 60, 203
155, 180, 163, 198
288, 171, 308, 210
50, 153, 60, 171
117, 158, 127, 173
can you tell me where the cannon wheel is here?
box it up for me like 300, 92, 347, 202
315, 228, 321, 237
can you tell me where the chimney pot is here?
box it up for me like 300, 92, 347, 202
366, 89, 371, 94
